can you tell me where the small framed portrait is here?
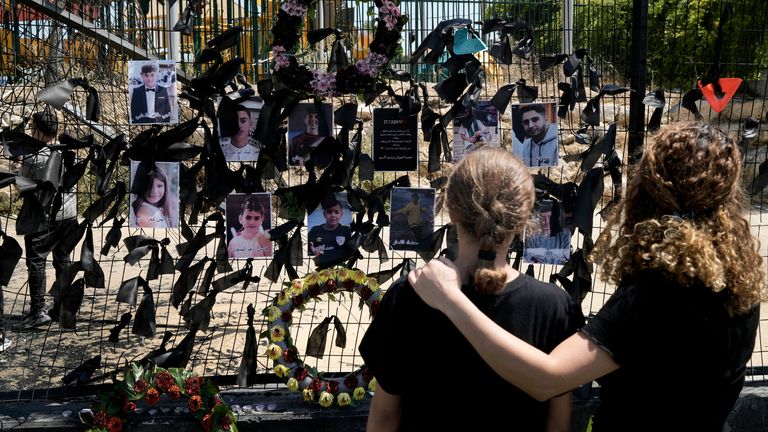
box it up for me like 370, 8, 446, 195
128, 60, 178, 125
306, 192, 352, 258
218, 97, 263, 162
226, 193, 273, 259
510, 102, 559, 167
389, 187, 435, 251
287, 102, 334, 166
523, 199, 571, 265
129, 160, 180, 228
453, 100, 499, 162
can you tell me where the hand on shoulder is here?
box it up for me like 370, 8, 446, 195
407, 258, 463, 312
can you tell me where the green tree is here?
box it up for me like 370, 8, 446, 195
574, 0, 768, 88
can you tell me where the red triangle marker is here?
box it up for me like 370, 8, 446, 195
698, 78, 742, 113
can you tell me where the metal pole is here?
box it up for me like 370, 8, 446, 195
168, 0, 181, 61
562, 0, 573, 54
627, 0, 648, 165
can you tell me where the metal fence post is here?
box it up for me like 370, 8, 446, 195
562, 0, 573, 55
627, 0, 648, 164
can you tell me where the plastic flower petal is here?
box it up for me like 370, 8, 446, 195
274, 364, 289, 378
277, 290, 290, 305
266, 306, 281, 321
287, 377, 299, 391
305, 272, 320, 286
318, 391, 334, 407
269, 325, 286, 342
266, 344, 283, 361
290, 279, 305, 296
366, 277, 380, 292
303, 388, 314, 402
368, 377, 378, 392
318, 268, 335, 282
337, 268, 349, 280
353, 386, 367, 400
350, 270, 367, 283
337, 392, 351, 407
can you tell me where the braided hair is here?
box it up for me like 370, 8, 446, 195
446, 147, 535, 294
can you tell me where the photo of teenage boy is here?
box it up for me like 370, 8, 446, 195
524, 201, 571, 265
307, 194, 352, 259
390, 188, 435, 250
218, 98, 262, 162
288, 103, 333, 166
129, 61, 177, 125
511, 102, 559, 167
129, 161, 180, 228
226, 193, 272, 258
453, 101, 499, 162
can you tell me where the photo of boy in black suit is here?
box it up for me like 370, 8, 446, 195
129, 61, 177, 124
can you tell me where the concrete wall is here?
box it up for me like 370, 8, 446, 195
0, 385, 766, 431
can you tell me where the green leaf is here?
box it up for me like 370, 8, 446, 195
367, 5, 375, 16
124, 363, 143, 390
358, 297, 365, 310
202, 379, 220, 398
169, 368, 187, 388
307, 365, 319, 377
327, 293, 336, 302
259, 330, 269, 340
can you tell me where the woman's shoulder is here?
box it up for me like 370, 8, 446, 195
512, 274, 571, 299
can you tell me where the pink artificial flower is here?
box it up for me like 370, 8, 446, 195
273, 55, 290, 71
310, 70, 336, 97
281, 0, 308, 17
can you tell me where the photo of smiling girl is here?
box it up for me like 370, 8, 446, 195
226, 193, 273, 258
129, 161, 179, 228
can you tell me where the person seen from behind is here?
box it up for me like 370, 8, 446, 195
361, 147, 584, 431
408, 121, 765, 432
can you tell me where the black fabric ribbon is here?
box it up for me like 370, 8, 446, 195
133, 282, 157, 338
305, 315, 347, 359
550, 249, 593, 303
237, 304, 259, 387
0, 230, 23, 286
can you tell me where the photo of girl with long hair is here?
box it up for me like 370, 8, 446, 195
129, 161, 179, 228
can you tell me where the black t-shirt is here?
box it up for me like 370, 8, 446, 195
360, 274, 584, 430
581, 270, 760, 432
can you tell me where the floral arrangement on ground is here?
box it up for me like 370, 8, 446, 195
263, 267, 381, 408
270, 0, 407, 97
84, 363, 237, 432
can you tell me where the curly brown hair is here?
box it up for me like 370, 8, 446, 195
446, 147, 535, 294
591, 121, 765, 315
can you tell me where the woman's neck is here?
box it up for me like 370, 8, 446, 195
453, 240, 516, 285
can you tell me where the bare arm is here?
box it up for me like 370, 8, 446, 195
546, 392, 572, 432
408, 258, 619, 401
367, 386, 401, 432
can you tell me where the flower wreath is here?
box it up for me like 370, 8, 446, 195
270, 0, 407, 97
84, 363, 237, 432
263, 267, 381, 408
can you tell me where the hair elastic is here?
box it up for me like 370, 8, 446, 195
478, 250, 496, 261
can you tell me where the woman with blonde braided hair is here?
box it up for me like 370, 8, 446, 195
408, 121, 765, 432
361, 148, 584, 431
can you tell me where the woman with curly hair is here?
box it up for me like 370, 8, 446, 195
408, 121, 765, 431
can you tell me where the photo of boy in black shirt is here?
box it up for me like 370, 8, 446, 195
307, 194, 352, 258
